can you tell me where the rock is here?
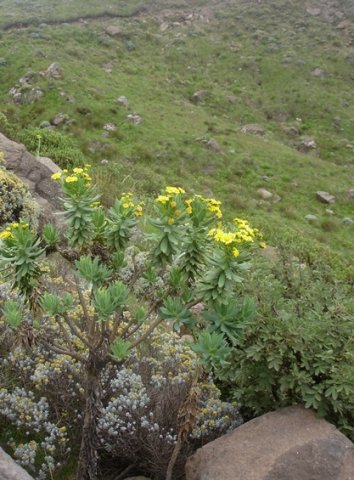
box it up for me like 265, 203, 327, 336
124, 477, 151, 480
27, 88, 44, 103
348, 188, 354, 200
190, 90, 209, 104
305, 214, 318, 222
186, 406, 354, 480
126, 114, 144, 125
0, 132, 61, 227
101, 62, 113, 73
117, 96, 129, 108
241, 124, 266, 136
42, 62, 62, 79
298, 136, 317, 152
39, 121, 51, 129
180, 334, 194, 343
337, 20, 353, 30
225, 94, 240, 104
105, 25, 123, 37
101, 159, 109, 165
50, 113, 69, 126
326, 209, 335, 215
103, 123, 117, 132
312, 67, 325, 78
257, 188, 273, 200
0, 57, 7, 67
0, 447, 35, 480
316, 191, 336, 204
342, 217, 354, 225
206, 138, 222, 153
307, 7, 321, 16
282, 126, 300, 137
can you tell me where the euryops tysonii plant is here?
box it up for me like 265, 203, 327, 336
0, 166, 264, 480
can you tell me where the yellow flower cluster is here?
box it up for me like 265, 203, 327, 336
184, 195, 223, 218
165, 186, 185, 195
0, 222, 29, 240
208, 218, 264, 257
121, 192, 134, 209
51, 165, 92, 184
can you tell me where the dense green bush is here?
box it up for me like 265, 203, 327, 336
17, 128, 85, 168
195, 249, 354, 440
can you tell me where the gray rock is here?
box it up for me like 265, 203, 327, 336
117, 96, 129, 108
348, 188, 354, 200
307, 7, 321, 16
298, 136, 317, 152
342, 217, 354, 225
0, 132, 61, 227
103, 123, 117, 132
39, 121, 51, 129
241, 124, 266, 136
326, 209, 335, 215
0, 447, 34, 480
257, 188, 273, 200
126, 114, 144, 125
190, 90, 209, 104
186, 406, 354, 480
105, 25, 123, 37
51, 113, 69, 126
312, 67, 325, 78
305, 214, 318, 222
206, 138, 222, 153
282, 126, 300, 137
316, 191, 336, 204
0, 57, 7, 67
42, 62, 62, 80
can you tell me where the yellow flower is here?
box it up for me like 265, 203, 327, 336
51, 172, 62, 180
233, 247, 240, 257
135, 205, 143, 217
259, 241, 267, 248
156, 195, 170, 204
165, 186, 185, 195
175, 210, 181, 217
65, 175, 78, 183
170, 200, 177, 208
186, 206, 193, 214
168, 217, 175, 225
0, 231, 13, 240
73, 167, 84, 174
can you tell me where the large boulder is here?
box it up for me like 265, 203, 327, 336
0, 133, 61, 226
0, 448, 34, 480
186, 406, 354, 480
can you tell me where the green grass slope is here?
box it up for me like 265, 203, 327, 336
0, 0, 353, 272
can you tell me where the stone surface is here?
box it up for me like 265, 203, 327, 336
51, 113, 69, 126
316, 191, 336, 204
0, 133, 61, 226
342, 217, 354, 225
305, 214, 318, 222
42, 62, 62, 79
241, 124, 266, 136
126, 114, 144, 125
312, 67, 325, 78
298, 136, 317, 152
186, 406, 354, 480
190, 90, 209, 104
117, 96, 129, 107
0, 447, 34, 480
105, 25, 123, 37
257, 188, 273, 200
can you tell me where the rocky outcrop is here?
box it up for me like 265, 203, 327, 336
186, 406, 354, 480
0, 448, 34, 480
0, 133, 61, 226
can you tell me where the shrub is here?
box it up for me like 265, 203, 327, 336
17, 128, 85, 169
0, 167, 262, 480
195, 249, 354, 440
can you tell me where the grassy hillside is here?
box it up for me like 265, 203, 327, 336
0, 0, 353, 273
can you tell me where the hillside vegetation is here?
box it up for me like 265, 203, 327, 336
0, 0, 353, 267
